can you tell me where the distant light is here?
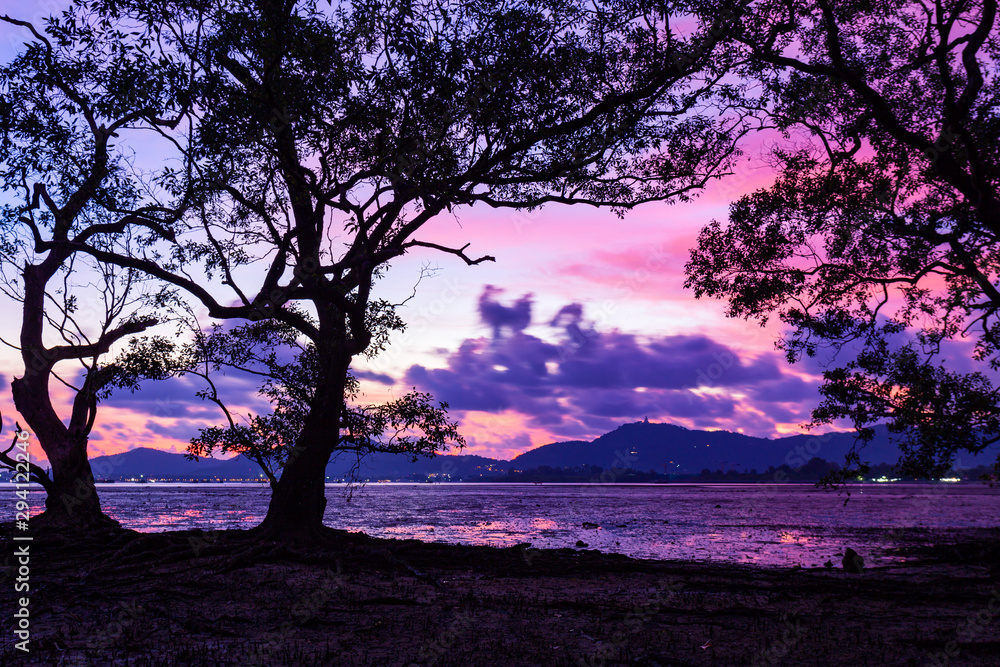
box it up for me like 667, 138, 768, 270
492, 364, 509, 372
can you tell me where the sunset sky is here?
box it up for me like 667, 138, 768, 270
1, 146, 833, 464
0, 1, 848, 464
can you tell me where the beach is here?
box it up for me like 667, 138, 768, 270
2, 525, 998, 666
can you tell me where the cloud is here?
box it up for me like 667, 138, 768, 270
404, 288, 822, 442
747, 376, 820, 404
463, 431, 534, 460
479, 285, 532, 336
352, 370, 396, 385
144, 419, 212, 442
102, 372, 271, 419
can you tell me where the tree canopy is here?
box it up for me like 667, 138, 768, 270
54, 0, 751, 542
0, 7, 190, 526
685, 0, 1000, 480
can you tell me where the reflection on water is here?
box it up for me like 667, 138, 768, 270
5, 482, 998, 567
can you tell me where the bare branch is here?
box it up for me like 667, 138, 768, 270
400, 241, 496, 265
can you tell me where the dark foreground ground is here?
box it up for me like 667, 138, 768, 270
1, 525, 999, 666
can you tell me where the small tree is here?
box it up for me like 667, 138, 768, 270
0, 9, 190, 527
116, 315, 464, 495
684, 0, 1000, 480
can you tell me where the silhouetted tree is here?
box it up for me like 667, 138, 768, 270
72, 0, 749, 543
0, 10, 189, 528
114, 316, 464, 492
686, 0, 1000, 481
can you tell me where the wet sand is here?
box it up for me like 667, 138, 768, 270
1, 525, 998, 666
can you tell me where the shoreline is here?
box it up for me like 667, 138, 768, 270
7, 483, 996, 569
2, 480, 994, 486
1, 525, 998, 665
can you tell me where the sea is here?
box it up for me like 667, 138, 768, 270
5, 482, 999, 568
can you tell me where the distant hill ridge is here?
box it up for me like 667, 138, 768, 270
510, 421, 962, 474
68, 421, 998, 481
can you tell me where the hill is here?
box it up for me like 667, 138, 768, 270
511, 421, 999, 475
19, 420, 995, 482
81, 447, 507, 482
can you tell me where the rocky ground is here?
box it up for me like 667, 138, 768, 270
1, 525, 998, 666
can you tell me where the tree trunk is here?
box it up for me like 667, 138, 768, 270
38, 441, 117, 529
11, 376, 119, 530
11, 262, 122, 531
253, 361, 347, 545
254, 431, 335, 543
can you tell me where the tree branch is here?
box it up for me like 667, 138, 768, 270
400, 241, 496, 265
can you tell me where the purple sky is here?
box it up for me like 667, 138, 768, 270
0, 3, 855, 462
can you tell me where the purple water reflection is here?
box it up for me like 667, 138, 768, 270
5, 482, 997, 567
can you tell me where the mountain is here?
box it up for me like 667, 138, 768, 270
511, 421, 999, 475
82, 447, 508, 481
35, 421, 997, 482
86, 447, 257, 480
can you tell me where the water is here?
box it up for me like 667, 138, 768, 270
5, 482, 998, 568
